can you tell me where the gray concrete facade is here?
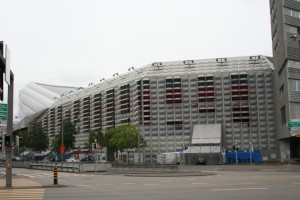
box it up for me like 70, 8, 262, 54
32, 56, 276, 163
269, 0, 300, 162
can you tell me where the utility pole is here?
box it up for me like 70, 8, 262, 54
0, 42, 14, 188
6, 70, 14, 187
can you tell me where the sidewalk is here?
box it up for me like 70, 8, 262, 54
0, 177, 43, 189
0, 176, 65, 189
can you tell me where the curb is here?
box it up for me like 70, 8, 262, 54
124, 172, 215, 177
0, 184, 67, 190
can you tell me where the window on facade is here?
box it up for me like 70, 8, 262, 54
285, 24, 299, 34
291, 79, 300, 91
281, 106, 286, 124
165, 78, 182, 104
284, 7, 300, 18
280, 84, 284, 97
274, 41, 279, 52
290, 103, 300, 119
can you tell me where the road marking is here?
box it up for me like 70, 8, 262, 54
187, 178, 196, 181
123, 183, 137, 185
143, 183, 160, 186
97, 184, 112, 186
160, 180, 170, 183
78, 184, 94, 187
192, 183, 208, 185
211, 187, 268, 191
240, 182, 258, 185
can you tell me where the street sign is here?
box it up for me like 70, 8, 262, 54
288, 121, 300, 127
0, 116, 7, 120
0, 107, 7, 112
0, 103, 7, 108
290, 127, 300, 131
0, 104, 7, 121
60, 145, 65, 154
0, 111, 7, 115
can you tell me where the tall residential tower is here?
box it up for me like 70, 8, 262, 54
270, 0, 300, 161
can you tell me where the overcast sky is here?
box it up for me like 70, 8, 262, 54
0, 0, 272, 117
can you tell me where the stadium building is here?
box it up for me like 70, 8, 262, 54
17, 55, 277, 163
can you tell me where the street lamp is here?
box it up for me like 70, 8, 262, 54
152, 62, 163, 70
183, 60, 195, 68
250, 142, 254, 165
128, 66, 141, 74
113, 73, 125, 79
61, 119, 64, 170
100, 78, 111, 84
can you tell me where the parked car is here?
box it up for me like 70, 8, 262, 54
41, 157, 53, 162
80, 156, 94, 162
0, 154, 6, 162
12, 156, 21, 161
66, 157, 80, 162
196, 158, 206, 165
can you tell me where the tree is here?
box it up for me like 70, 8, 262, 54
85, 130, 105, 149
27, 122, 49, 151
108, 124, 139, 152
18, 129, 30, 148
51, 118, 77, 153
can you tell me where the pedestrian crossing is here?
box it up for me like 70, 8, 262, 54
0, 189, 45, 200
22, 172, 88, 179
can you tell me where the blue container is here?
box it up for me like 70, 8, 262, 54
225, 150, 261, 164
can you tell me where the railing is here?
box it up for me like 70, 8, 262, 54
29, 162, 81, 172
111, 162, 179, 172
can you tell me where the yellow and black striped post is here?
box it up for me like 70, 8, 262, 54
54, 165, 58, 185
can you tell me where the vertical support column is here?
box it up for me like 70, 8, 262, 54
6, 70, 13, 188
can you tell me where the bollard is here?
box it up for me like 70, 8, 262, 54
54, 165, 58, 185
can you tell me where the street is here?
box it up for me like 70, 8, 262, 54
1, 166, 300, 200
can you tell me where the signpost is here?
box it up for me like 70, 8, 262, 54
0, 104, 7, 121
288, 122, 300, 136
288, 121, 300, 128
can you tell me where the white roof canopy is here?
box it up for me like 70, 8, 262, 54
192, 124, 221, 144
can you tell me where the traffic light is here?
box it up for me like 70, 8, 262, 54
232, 146, 236, 150
5, 135, 10, 146
0, 136, 2, 148
184, 146, 188, 150
92, 143, 96, 150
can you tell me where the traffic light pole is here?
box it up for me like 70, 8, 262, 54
6, 70, 14, 187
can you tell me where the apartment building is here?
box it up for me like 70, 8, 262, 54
269, 0, 300, 161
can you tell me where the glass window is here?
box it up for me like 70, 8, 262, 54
280, 84, 284, 97
287, 60, 300, 69
284, 8, 300, 18
290, 79, 300, 91
290, 103, 300, 119
281, 106, 286, 125
285, 24, 298, 34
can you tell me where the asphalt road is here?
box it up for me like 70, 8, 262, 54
3, 167, 300, 200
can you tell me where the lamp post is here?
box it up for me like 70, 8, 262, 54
250, 142, 253, 165
235, 143, 238, 165
152, 62, 163, 70
128, 66, 141, 74
61, 120, 64, 170
113, 73, 125, 79
100, 78, 111, 84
